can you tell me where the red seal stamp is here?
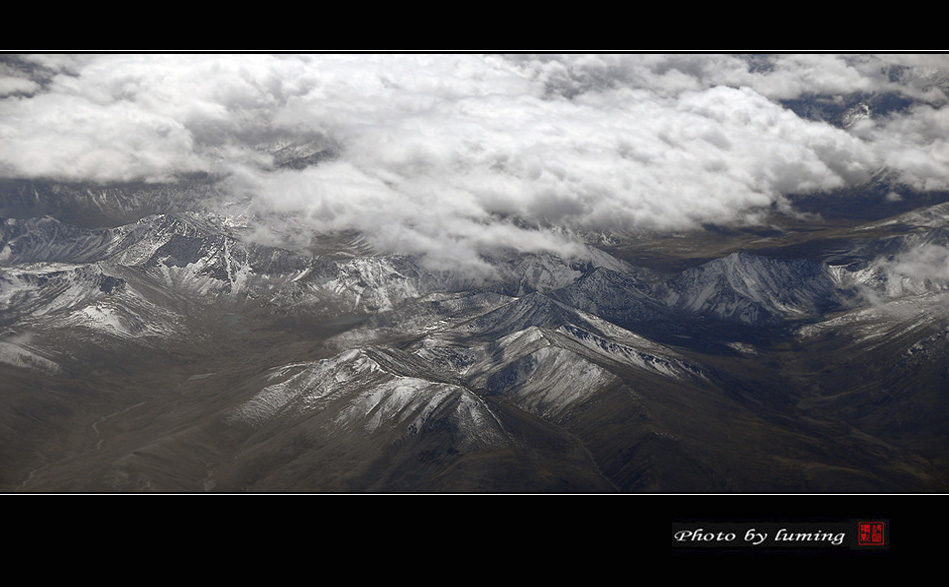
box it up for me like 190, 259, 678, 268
857, 521, 885, 546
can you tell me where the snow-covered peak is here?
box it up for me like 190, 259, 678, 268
667, 251, 839, 324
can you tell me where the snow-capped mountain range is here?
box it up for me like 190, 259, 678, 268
3, 175, 949, 492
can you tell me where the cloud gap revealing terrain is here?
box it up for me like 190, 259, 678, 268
2, 53, 949, 492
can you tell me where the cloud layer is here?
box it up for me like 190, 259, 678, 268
2, 53, 949, 272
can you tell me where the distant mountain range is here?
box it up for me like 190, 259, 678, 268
3, 173, 948, 492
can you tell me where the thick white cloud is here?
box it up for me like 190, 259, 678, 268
0, 92, 203, 182
1, 53, 948, 271
852, 102, 949, 192
0, 76, 39, 96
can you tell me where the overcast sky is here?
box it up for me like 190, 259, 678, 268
2, 53, 948, 273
